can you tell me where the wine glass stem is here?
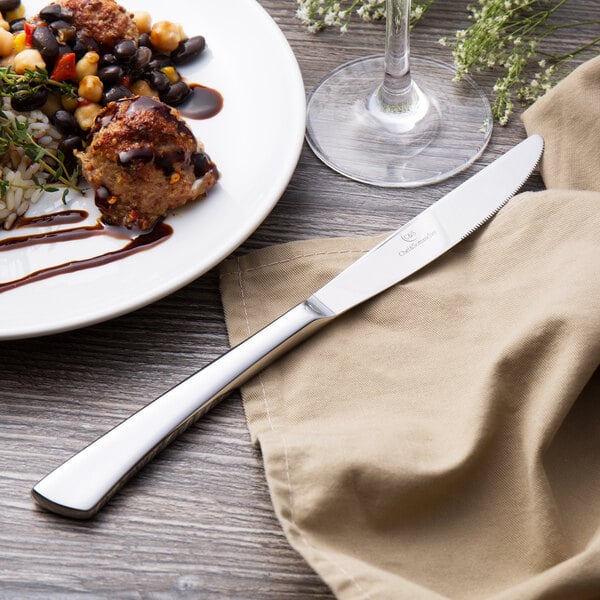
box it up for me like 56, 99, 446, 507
380, 0, 415, 109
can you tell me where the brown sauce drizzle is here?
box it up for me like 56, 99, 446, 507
17, 210, 89, 228
0, 213, 173, 294
179, 85, 223, 120
0, 223, 105, 252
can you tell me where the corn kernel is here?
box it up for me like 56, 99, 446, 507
160, 66, 179, 83
169, 172, 181, 184
131, 79, 158, 98
13, 32, 26, 54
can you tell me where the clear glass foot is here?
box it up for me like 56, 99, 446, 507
305, 55, 492, 187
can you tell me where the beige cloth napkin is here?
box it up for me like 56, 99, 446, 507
219, 57, 600, 599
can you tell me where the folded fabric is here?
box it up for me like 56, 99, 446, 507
219, 57, 600, 599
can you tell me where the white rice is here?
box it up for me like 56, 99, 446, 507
0, 98, 64, 229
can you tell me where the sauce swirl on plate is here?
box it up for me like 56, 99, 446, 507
0, 213, 173, 294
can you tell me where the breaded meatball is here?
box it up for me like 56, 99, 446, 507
59, 0, 138, 49
77, 96, 219, 230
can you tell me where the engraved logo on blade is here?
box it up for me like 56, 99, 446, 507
401, 230, 418, 243
398, 230, 438, 257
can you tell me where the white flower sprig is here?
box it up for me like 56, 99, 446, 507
296, 0, 600, 124
445, 0, 600, 124
296, 0, 434, 33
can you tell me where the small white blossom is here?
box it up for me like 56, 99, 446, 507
296, 0, 600, 125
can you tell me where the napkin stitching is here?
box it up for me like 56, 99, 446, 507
221, 248, 367, 277
236, 258, 372, 600
237, 256, 252, 338
278, 431, 373, 599
237, 257, 277, 432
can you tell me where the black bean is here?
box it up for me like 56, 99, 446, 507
32, 25, 60, 62
97, 64, 124, 84
100, 53, 117, 66
138, 33, 152, 48
95, 185, 112, 209
58, 135, 84, 162
147, 56, 172, 70
11, 89, 48, 112
52, 110, 80, 134
144, 70, 170, 92
0, 0, 20, 12
49, 20, 76, 44
73, 32, 99, 60
103, 84, 132, 104
57, 44, 73, 56
118, 147, 154, 166
9, 18, 25, 33
131, 46, 152, 70
160, 81, 191, 106
192, 152, 213, 178
171, 35, 206, 65
114, 39, 138, 63
40, 4, 73, 23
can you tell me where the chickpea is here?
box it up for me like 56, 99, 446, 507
78, 75, 103, 103
0, 49, 15, 67
131, 79, 158, 98
6, 4, 25, 22
41, 92, 62, 118
0, 26, 13, 56
133, 11, 152, 34
0, 14, 9, 32
75, 51, 99, 81
75, 102, 102, 130
150, 21, 181, 53
13, 48, 46, 74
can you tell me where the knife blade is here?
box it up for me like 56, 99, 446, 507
32, 134, 544, 519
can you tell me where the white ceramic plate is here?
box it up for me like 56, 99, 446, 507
0, 0, 306, 339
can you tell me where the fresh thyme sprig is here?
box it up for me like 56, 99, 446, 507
296, 0, 434, 33
0, 109, 82, 203
0, 67, 80, 203
0, 65, 77, 102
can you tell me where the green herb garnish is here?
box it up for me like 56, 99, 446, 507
0, 67, 81, 202
0, 65, 77, 103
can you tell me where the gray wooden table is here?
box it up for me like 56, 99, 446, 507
1, 1, 597, 598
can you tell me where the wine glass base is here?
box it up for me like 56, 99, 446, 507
305, 55, 492, 188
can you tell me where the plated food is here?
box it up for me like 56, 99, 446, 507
0, 0, 306, 338
80, 96, 218, 230
0, 0, 219, 230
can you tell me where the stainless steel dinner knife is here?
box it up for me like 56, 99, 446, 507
32, 134, 544, 519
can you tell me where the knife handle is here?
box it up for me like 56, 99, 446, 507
32, 297, 334, 519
